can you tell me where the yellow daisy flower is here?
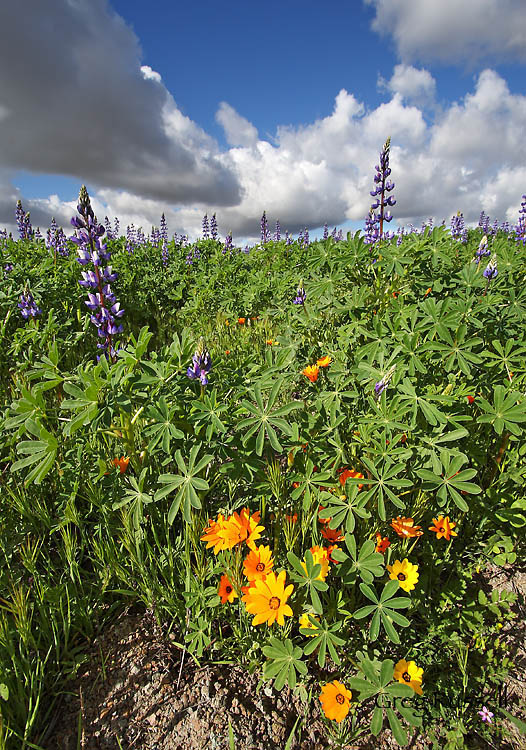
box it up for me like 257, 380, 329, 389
387, 558, 419, 592
241, 570, 294, 627
393, 659, 424, 695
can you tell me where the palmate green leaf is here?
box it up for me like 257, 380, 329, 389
421, 324, 483, 376
343, 457, 411, 521
318, 484, 370, 533
477, 385, 526, 436
262, 637, 307, 691
353, 581, 410, 644
144, 397, 185, 453
237, 380, 301, 456
301, 617, 345, 668
416, 449, 481, 512
336, 535, 384, 585
154, 445, 213, 523
397, 378, 448, 426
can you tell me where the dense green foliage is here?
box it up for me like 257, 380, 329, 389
0, 226, 524, 748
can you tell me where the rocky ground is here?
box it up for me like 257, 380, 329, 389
40, 563, 525, 750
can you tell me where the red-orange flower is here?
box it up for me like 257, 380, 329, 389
391, 517, 423, 539
218, 574, 238, 604
316, 355, 332, 368
318, 505, 331, 525
428, 516, 457, 540
302, 365, 319, 382
112, 456, 130, 473
285, 512, 298, 524
375, 533, 391, 553
324, 544, 342, 564
238, 317, 246, 325
467, 395, 475, 404
321, 526, 345, 543
339, 467, 364, 490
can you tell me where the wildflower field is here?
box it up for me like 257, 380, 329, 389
1, 144, 525, 749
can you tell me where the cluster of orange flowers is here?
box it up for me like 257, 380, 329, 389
373, 515, 458, 555
302, 355, 332, 382
201, 510, 295, 627
390, 515, 458, 541
201, 508, 264, 554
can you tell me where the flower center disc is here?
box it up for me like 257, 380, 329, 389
439, 527, 445, 532
226, 586, 232, 594
398, 573, 407, 581
336, 694, 345, 704
403, 672, 411, 682
256, 563, 265, 572
269, 596, 281, 610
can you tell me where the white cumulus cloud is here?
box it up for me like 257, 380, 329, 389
365, 0, 526, 65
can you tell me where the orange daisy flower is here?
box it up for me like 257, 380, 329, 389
339, 468, 364, 490
112, 456, 130, 474
316, 355, 332, 367
201, 514, 230, 554
225, 350, 231, 355
238, 317, 246, 325
241, 570, 294, 626
266, 339, 274, 345
467, 395, 475, 404
424, 287, 432, 296
222, 508, 264, 551
375, 533, 390, 553
243, 545, 274, 581
428, 516, 457, 540
319, 681, 352, 723
218, 574, 238, 604
321, 526, 345, 544
303, 365, 319, 382
390, 517, 423, 539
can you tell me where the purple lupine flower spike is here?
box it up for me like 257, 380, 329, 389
202, 214, 209, 239
293, 282, 306, 305
274, 220, 281, 242
18, 290, 42, 320
483, 254, 498, 281
187, 337, 212, 385
473, 235, 490, 264
210, 213, 218, 240
323, 223, 329, 241
70, 185, 123, 362
366, 137, 396, 244
261, 211, 269, 245
374, 365, 396, 401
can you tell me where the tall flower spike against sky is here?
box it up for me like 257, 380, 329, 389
0, 0, 525, 242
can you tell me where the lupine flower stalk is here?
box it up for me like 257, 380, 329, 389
16, 200, 34, 240
210, 213, 218, 240
274, 220, 281, 242
368, 136, 396, 242
374, 364, 396, 401
515, 194, 526, 246
18, 290, 42, 320
223, 231, 233, 254
104, 216, 113, 239
261, 211, 269, 244
473, 235, 490, 264
202, 214, 209, 239
293, 282, 306, 305
323, 223, 329, 241
70, 185, 124, 362
187, 337, 212, 386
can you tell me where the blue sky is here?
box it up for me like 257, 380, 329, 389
1, 0, 525, 241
